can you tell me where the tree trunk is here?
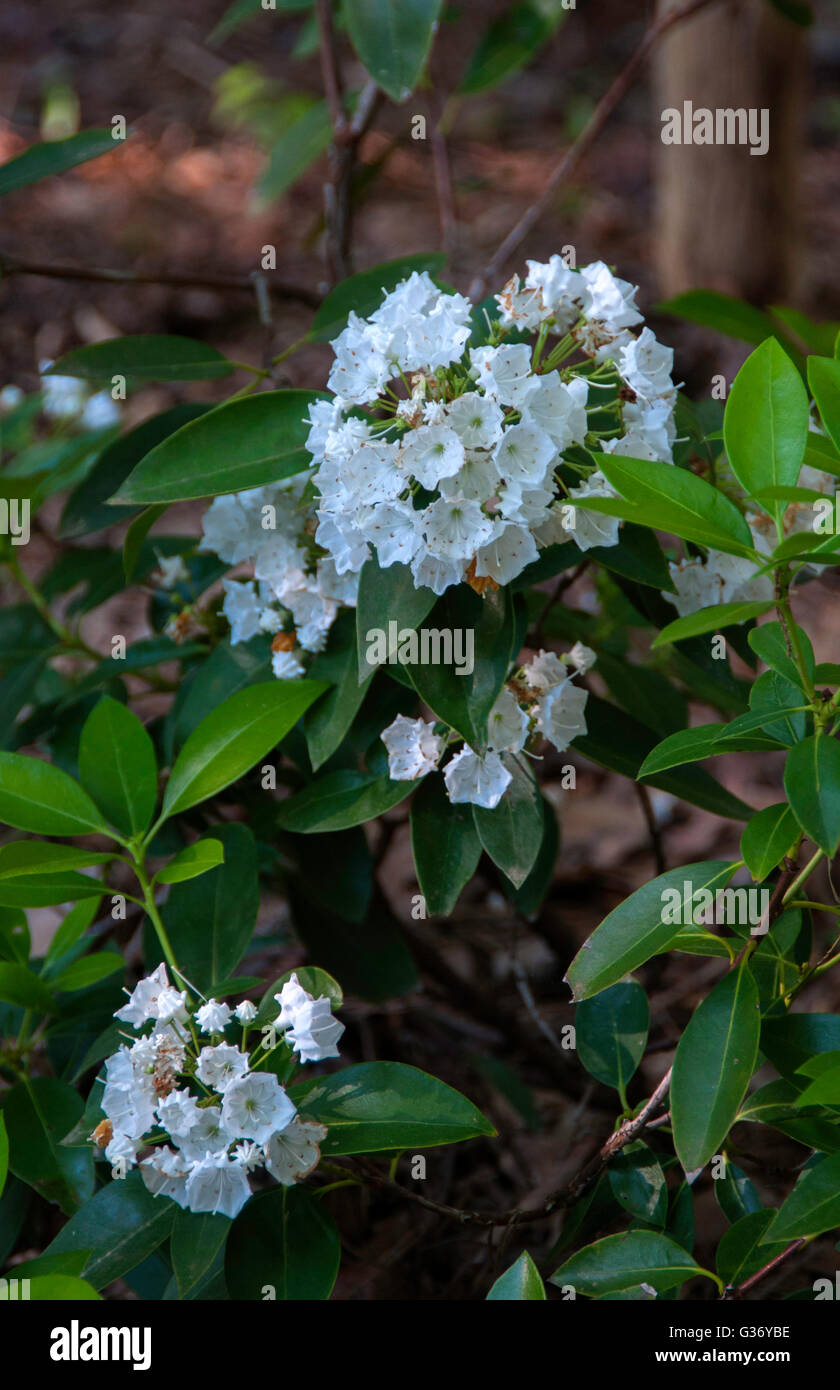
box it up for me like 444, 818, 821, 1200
653, 0, 806, 304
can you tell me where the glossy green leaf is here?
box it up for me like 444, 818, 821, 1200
344, 0, 444, 101
1, 1273, 101, 1299
461, 1, 567, 94
114, 390, 328, 503
0, 753, 108, 836
355, 554, 437, 683
472, 753, 543, 887
784, 734, 840, 855
161, 825, 258, 993
47, 336, 234, 384
749, 619, 815, 689
724, 339, 809, 503
808, 355, 840, 455
304, 610, 372, 770
0, 963, 57, 1013
741, 803, 800, 881
595, 452, 756, 556
671, 962, 760, 1174
408, 586, 515, 750
275, 768, 419, 833
657, 290, 780, 346
45, 1170, 176, 1287
652, 600, 774, 648
225, 1187, 339, 1300
411, 773, 481, 916
171, 1209, 231, 1298
5, 1078, 93, 1213
308, 254, 446, 343
155, 839, 225, 885
576, 980, 649, 1093
565, 862, 736, 1001
299, 1061, 495, 1154
0, 130, 117, 196
608, 1142, 668, 1226
44, 898, 101, 969
763, 1154, 840, 1243
715, 1159, 762, 1225
0, 843, 112, 879
78, 696, 158, 837
53, 953, 124, 993
486, 1251, 546, 1300
161, 681, 326, 820
717, 1211, 786, 1286
550, 1230, 716, 1296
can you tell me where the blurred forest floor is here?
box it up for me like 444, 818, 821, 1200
2, 0, 840, 1297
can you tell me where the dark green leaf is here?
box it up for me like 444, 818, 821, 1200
45, 1171, 176, 1287
0, 130, 118, 197
576, 981, 649, 1093
410, 773, 481, 916
784, 734, 840, 855
486, 1250, 546, 1300
78, 696, 158, 837
344, 0, 444, 101
225, 1187, 339, 1300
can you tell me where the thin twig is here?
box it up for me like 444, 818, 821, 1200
633, 781, 666, 875
726, 1239, 806, 1300
467, 0, 726, 300
0, 251, 320, 307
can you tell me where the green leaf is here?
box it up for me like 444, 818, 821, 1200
123, 503, 169, 583
717, 1211, 786, 1287
0, 753, 108, 836
565, 861, 736, 1001
749, 619, 815, 689
299, 1061, 495, 1153
308, 254, 446, 343
784, 734, 840, 855
608, 1142, 668, 1226
344, 0, 444, 101
78, 696, 158, 837
762, 1013, 840, 1076
0, 963, 57, 1012
113, 390, 327, 503
258, 100, 331, 203
741, 803, 800, 881
225, 1187, 339, 1300
411, 774, 481, 916
637, 723, 782, 781
47, 336, 235, 385
161, 680, 325, 820
671, 962, 760, 1174
161, 825, 258, 993
550, 1230, 716, 1297
657, 290, 780, 346
472, 753, 543, 888
0, 130, 117, 197
44, 898, 100, 969
652, 600, 774, 648
0, 843, 111, 878
171, 1210, 231, 1298
408, 586, 515, 750
275, 767, 419, 833
576, 980, 649, 1093
155, 839, 225, 885
304, 610, 372, 770
715, 1159, 762, 1224
0, 1114, 8, 1199
0, 872, 105, 909
60, 404, 207, 539
808, 355, 840, 455
763, 1154, 840, 1243
486, 1251, 546, 1300
595, 452, 756, 556
355, 554, 437, 683
460, 2, 566, 94
5, 1078, 93, 1213
724, 339, 809, 505
45, 1170, 176, 1287
53, 953, 124, 993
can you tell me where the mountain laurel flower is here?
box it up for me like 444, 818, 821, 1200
443, 747, 512, 809
286, 998, 345, 1063
185, 1153, 253, 1219
195, 999, 233, 1034
234, 1000, 258, 1024
381, 714, 444, 781
265, 1119, 329, 1186
195, 1043, 250, 1093
535, 681, 589, 752
221, 1072, 297, 1146
487, 689, 529, 753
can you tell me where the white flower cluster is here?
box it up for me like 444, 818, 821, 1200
200, 478, 358, 678
381, 643, 594, 809
92, 966, 344, 1219
39, 360, 122, 430
306, 261, 679, 597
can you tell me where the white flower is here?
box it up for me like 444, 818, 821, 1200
156, 1089, 203, 1140
439, 450, 501, 504
473, 521, 538, 585
104, 1131, 139, 1169
535, 681, 588, 751
525, 256, 582, 331
469, 344, 537, 407
494, 422, 556, 487
81, 390, 121, 429
399, 425, 464, 489
0, 384, 24, 412
274, 974, 311, 1030
443, 748, 512, 809
264, 1119, 328, 1186
101, 1079, 154, 1142
234, 1001, 258, 1024
141, 1146, 192, 1208
200, 494, 259, 566
221, 1073, 297, 1145
340, 441, 404, 505
195, 999, 232, 1034
359, 500, 422, 568
522, 374, 589, 449
524, 649, 569, 693
154, 554, 190, 590
618, 327, 674, 401
410, 548, 466, 595
495, 274, 546, 331
39, 361, 87, 419
487, 690, 528, 753
195, 1043, 249, 1093
178, 1107, 237, 1161
114, 963, 172, 1029
579, 261, 643, 331
271, 647, 306, 680
422, 497, 494, 559
561, 471, 622, 550
222, 579, 263, 645
286, 998, 345, 1063
155, 986, 189, 1026
569, 642, 597, 674
232, 1140, 264, 1172
668, 550, 773, 617
381, 714, 443, 780
445, 392, 505, 449
185, 1153, 252, 1218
